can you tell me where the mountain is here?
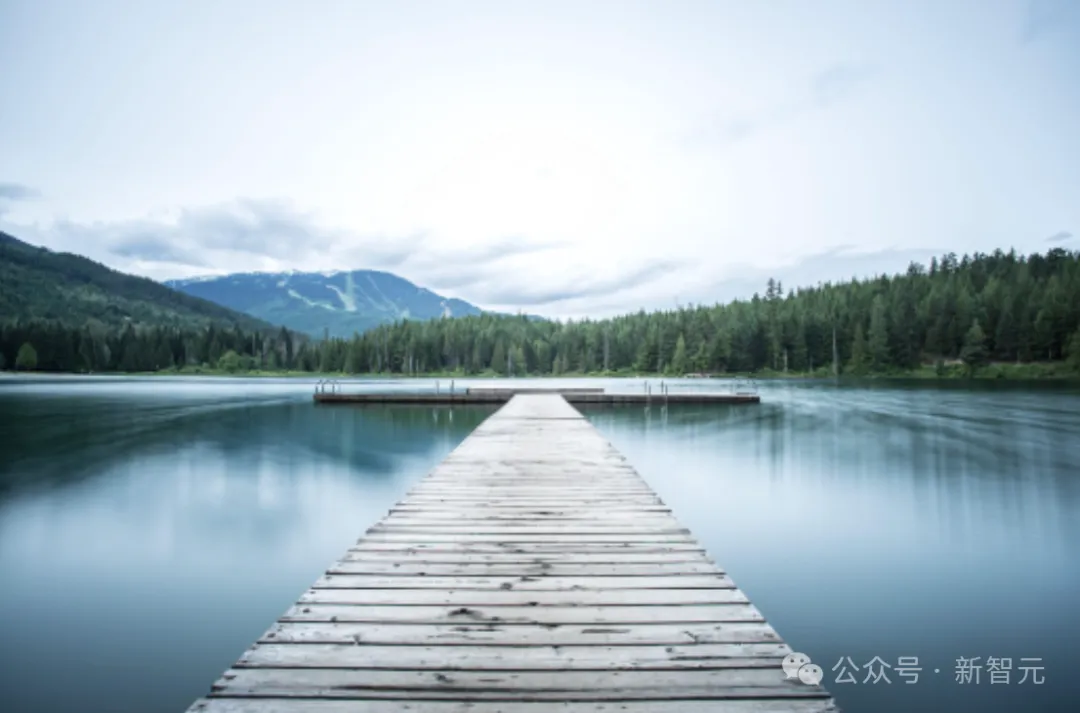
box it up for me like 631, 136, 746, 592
0, 230, 274, 332
165, 269, 483, 337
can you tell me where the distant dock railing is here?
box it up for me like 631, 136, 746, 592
732, 377, 759, 396
315, 379, 342, 394
313, 382, 760, 406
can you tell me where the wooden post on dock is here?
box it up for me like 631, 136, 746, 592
187, 394, 834, 713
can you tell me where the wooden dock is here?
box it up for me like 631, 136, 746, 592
187, 395, 834, 713
313, 386, 761, 406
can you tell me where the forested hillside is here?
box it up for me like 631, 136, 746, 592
325, 248, 1080, 376
2, 248, 1079, 376
0, 231, 272, 331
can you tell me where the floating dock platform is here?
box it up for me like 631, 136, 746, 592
313, 384, 761, 405
186, 394, 833, 713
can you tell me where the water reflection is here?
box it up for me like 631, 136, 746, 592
0, 388, 495, 494
0, 376, 1077, 713
587, 382, 1080, 713
0, 382, 492, 713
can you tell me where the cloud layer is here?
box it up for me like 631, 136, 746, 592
1, 2, 1077, 319
684, 61, 879, 147
0, 197, 690, 315
0, 195, 964, 319
0, 182, 40, 217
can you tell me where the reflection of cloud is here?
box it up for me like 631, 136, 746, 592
686, 62, 878, 147
1045, 230, 1073, 243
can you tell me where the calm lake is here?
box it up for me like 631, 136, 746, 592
0, 375, 1077, 713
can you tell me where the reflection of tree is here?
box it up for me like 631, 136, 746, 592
586, 385, 1080, 517
0, 394, 495, 496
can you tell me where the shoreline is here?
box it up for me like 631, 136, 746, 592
1, 361, 1077, 382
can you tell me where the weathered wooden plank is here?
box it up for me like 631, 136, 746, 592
403, 491, 660, 496
339, 550, 715, 563
191, 701, 838, 713
298, 588, 750, 606
312, 574, 735, 590
378, 518, 684, 527
412, 480, 651, 486
486, 395, 583, 418
186, 394, 831, 713
211, 667, 824, 699
280, 604, 765, 624
236, 642, 791, 669
403, 492, 650, 498
429, 463, 635, 469
398, 499, 668, 507
345, 546, 708, 557
410, 488, 652, 492
411, 488, 656, 495
418, 475, 647, 482
365, 525, 691, 535
372, 520, 685, 529
427, 468, 651, 474
390, 506, 674, 515
422, 463, 636, 468
358, 533, 697, 543
413, 476, 640, 484
328, 561, 722, 575
261, 621, 781, 645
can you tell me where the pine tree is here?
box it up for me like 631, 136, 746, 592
1067, 327, 1080, 372
709, 328, 732, 373
154, 341, 173, 370
868, 295, 890, 371
318, 342, 334, 373
671, 334, 688, 375
491, 340, 507, 375
512, 345, 526, 376
15, 342, 37, 371
994, 296, 1017, 361
960, 320, 989, 374
848, 323, 868, 375
344, 339, 363, 373
634, 332, 658, 373
78, 331, 96, 372
1033, 309, 1054, 360
692, 341, 709, 373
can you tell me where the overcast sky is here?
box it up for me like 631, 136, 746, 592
1, 0, 1077, 318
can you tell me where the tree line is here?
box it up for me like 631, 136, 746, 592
319, 248, 1080, 376
0, 323, 311, 373
3, 248, 1079, 376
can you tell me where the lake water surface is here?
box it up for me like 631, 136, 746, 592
1, 376, 1077, 713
